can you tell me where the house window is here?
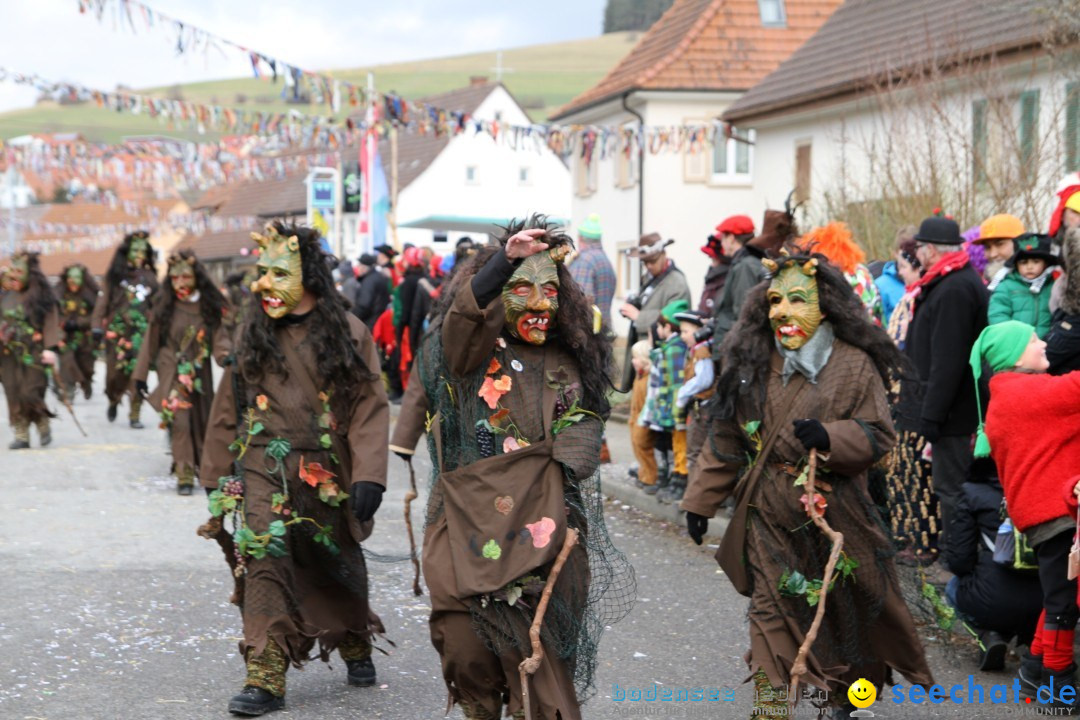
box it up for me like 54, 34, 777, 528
758, 0, 786, 27
1067, 83, 1080, 172
465, 165, 478, 184
711, 128, 755, 181
972, 99, 988, 185
617, 129, 640, 189
519, 167, 531, 185
1019, 89, 1040, 167
795, 142, 812, 204
575, 153, 598, 198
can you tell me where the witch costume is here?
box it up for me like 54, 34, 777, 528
201, 223, 388, 716
91, 231, 159, 427
133, 251, 231, 494
0, 253, 59, 449
56, 264, 99, 401
682, 251, 933, 716
416, 218, 633, 720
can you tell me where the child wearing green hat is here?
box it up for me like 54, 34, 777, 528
971, 320, 1080, 707
641, 299, 690, 497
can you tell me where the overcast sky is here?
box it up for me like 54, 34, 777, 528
0, 0, 608, 112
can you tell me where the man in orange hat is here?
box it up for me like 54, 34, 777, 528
974, 213, 1025, 267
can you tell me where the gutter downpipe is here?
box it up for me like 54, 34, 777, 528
621, 91, 644, 237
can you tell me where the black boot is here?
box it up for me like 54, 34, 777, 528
645, 465, 669, 496
107, 403, 118, 422
978, 630, 1008, 671
228, 686, 284, 716
130, 419, 144, 429
177, 485, 194, 496
1038, 663, 1079, 711
1020, 651, 1043, 700
346, 657, 377, 687
658, 472, 687, 504
8, 439, 29, 450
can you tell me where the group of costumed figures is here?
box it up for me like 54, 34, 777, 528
0, 210, 937, 718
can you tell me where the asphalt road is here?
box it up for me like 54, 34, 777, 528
0, 365, 1048, 719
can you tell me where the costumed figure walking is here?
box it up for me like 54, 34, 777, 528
132, 251, 231, 495
681, 249, 933, 716
92, 231, 159, 428
417, 216, 634, 720
201, 222, 388, 716
0, 252, 59, 449
56, 264, 99, 402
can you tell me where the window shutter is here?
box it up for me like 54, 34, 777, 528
972, 99, 988, 185
1067, 83, 1080, 172
795, 142, 812, 204
1019, 89, 1040, 167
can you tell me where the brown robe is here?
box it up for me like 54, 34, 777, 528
57, 285, 97, 396
0, 290, 59, 425
682, 341, 934, 696
91, 268, 159, 404
132, 300, 230, 479
389, 347, 430, 457
202, 312, 388, 665
422, 280, 602, 720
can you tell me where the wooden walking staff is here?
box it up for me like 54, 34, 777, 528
519, 528, 579, 720
403, 457, 422, 596
47, 367, 87, 437
789, 449, 844, 707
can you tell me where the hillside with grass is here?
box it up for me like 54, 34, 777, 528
0, 33, 637, 144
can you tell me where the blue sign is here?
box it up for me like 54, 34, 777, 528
310, 179, 335, 209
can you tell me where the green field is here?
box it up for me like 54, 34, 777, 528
0, 33, 637, 144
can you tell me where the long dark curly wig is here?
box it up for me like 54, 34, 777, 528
58, 263, 101, 300
14, 252, 57, 328
105, 231, 155, 291
712, 246, 907, 422
430, 214, 615, 416
238, 221, 376, 408
149, 250, 227, 351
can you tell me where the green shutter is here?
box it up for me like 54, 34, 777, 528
1067, 83, 1080, 172
972, 99, 988, 185
1019, 89, 1040, 167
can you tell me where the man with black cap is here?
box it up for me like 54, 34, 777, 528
904, 215, 989, 559
353, 253, 391, 329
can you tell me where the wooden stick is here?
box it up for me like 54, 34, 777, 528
403, 457, 422, 596
519, 527, 579, 720
789, 449, 844, 707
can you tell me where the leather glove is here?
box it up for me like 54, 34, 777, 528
686, 512, 708, 546
349, 481, 385, 523
918, 419, 942, 444
91, 327, 104, 343
793, 419, 830, 452
134, 379, 149, 397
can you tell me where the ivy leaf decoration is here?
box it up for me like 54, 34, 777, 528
778, 569, 808, 598
268, 520, 287, 537
319, 433, 333, 449
208, 489, 227, 518
266, 537, 288, 558
266, 437, 292, 462
793, 467, 809, 487
318, 412, 332, 430
742, 420, 761, 437
249, 421, 266, 437
234, 527, 257, 555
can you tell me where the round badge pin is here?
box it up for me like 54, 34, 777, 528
511, 359, 524, 372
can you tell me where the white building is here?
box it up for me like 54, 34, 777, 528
387, 81, 572, 250
550, 0, 842, 324
723, 0, 1072, 255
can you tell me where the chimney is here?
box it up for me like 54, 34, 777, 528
469, 75, 489, 87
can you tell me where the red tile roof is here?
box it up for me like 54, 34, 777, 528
552, 0, 843, 119
724, 0, 1046, 122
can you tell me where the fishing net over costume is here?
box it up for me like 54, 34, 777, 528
417, 326, 636, 701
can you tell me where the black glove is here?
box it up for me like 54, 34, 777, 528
793, 419, 830, 452
686, 512, 708, 546
918, 419, 942, 444
63, 319, 78, 333
349, 481, 385, 523
91, 327, 104, 343
134, 380, 149, 397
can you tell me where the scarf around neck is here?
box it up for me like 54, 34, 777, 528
776, 321, 835, 386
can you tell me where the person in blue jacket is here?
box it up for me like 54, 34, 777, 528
875, 225, 916, 324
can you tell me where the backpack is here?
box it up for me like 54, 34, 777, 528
992, 501, 1038, 573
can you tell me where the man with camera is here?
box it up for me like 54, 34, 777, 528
618, 233, 691, 390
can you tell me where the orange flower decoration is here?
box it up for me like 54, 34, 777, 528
489, 408, 510, 427
486, 357, 501, 375
800, 492, 828, 518
478, 377, 501, 409
493, 375, 511, 393
299, 456, 337, 488
255, 394, 269, 411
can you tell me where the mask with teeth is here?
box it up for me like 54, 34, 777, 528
65, 266, 84, 293
8, 256, 28, 292
249, 226, 303, 319
127, 236, 150, 268
766, 258, 822, 350
502, 249, 563, 345
169, 259, 196, 301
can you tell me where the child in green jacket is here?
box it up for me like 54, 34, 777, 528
988, 233, 1059, 338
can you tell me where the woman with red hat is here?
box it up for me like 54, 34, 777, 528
698, 215, 754, 315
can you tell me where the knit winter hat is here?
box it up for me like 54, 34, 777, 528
579, 214, 602, 240
660, 299, 690, 325
969, 320, 1037, 457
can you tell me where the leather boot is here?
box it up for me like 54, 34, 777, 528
227, 687, 284, 716
645, 464, 669, 496
345, 657, 376, 687
1020, 651, 1042, 700
977, 630, 1007, 672
1038, 663, 1079, 711
36, 418, 52, 447
658, 472, 687, 504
